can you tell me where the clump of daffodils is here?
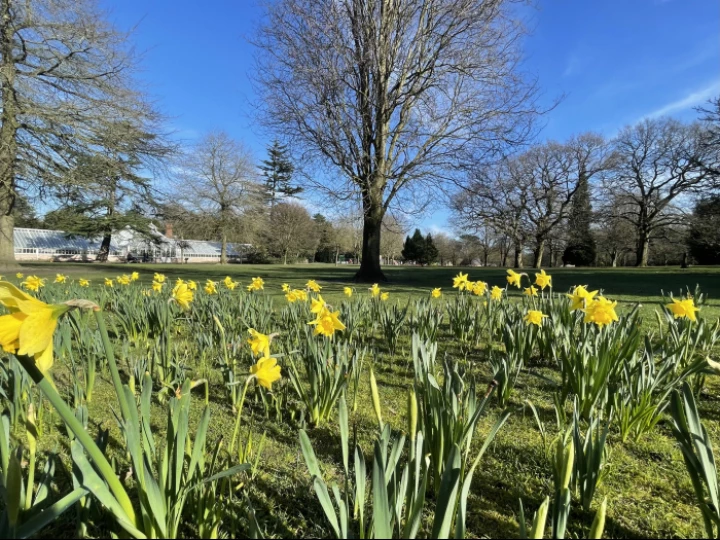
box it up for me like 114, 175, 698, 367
307, 295, 346, 338
583, 297, 619, 328
306, 280, 322, 293
204, 280, 217, 295
22, 275, 45, 292
224, 276, 239, 290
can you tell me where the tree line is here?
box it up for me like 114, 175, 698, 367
452, 104, 720, 268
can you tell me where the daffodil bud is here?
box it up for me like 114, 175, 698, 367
588, 497, 607, 539
370, 369, 383, 429
408, 389, 417, 442
529, 496, 550, 539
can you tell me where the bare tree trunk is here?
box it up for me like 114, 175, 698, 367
513, 243, 524, 268
0, 0, 19, 269
636, 230, 650, 267
283, 249, 288, 265
354, 194, 386, 282
534, 238, 546, 269
611, 249, 619, 267
221, 232, 228, 264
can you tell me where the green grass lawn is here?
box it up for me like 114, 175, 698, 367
9, 262, 720, 538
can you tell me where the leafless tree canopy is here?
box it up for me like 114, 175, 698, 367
0, 0, 166, 266
603, 118, 713, 266
172, 131, 261, 263
254, 0, 539, 280
453, 134, 610, 268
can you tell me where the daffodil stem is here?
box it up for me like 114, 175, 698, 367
17, 355, 137, 525
93, 310, 133, 426
230, 377, 254, 457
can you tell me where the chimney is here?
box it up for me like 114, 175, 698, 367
165, 223, 173, 239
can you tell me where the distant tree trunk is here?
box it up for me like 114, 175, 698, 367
283, 249, 288, 265
96, 234, 112, 262
534, 238, 546, 269
636, 230, 650, 267
96, 189, 115, 262
611, 249, 619, 267
501, 246, 508, 267
354, 194, 386, 282
221, 232, 228, 264
681, 251, 689, 269
513, 244, 524, 268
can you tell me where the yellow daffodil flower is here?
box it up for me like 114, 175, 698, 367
453, 272, 469, 291
567, 285, 598, 311
251, 277, 265, 290
535, 269, 552, 289
282, 283, 290, 292
187, 280, 197, 291
104, 278, 114, 288
310, 295, 326, 314
666, 297, 699, 322
306, 280, 321, 292
431, 288, 442, 298
472, 281, 488, 296
381, 292, 389, 301
204, 280, 217, 295
308, 309, 346, 337
117, 275, 131, 286
250, 356, 282, 390
248, 329, 272, 357
583, 297, 619, 327
294, 289, 308, 301
524, 286, 538, 297
16, 273, 24, 279
286, 290, 299, 303
524, 310, 548, 327
54, 274, 67, 284
491, 286, 504, 301
369, 283, 381, 297
151, 281, 163, 293
153, 273, 166, 284
0, 282, 73, 372
131, 272, 140, 281
344, 287, 353, 297
172, 282, 193, 310
79, 279, 90, 288
506, 269, 522, 288
22, 276, 45, 292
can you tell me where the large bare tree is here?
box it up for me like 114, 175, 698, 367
174, 132, 260, 264
254, 0, 538, 281
0, 0, 164, 268
605, 118, 713, 267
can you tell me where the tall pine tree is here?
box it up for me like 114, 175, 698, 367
562, 171, 596, 266
259, 140, 301, 207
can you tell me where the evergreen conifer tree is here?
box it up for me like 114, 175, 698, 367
259, 140, 301, 207
563, 172, 596, 266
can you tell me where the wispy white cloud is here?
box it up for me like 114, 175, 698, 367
645, 79, 720, 119
563, 54, 581, 78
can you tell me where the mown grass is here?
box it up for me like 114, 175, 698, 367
12, 262, 720, 538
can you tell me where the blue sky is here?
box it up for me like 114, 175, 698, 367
102, 0, 720, 236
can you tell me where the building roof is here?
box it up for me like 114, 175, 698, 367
13, 226, 251, 257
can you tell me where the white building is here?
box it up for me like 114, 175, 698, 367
13, 224, 251, 264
